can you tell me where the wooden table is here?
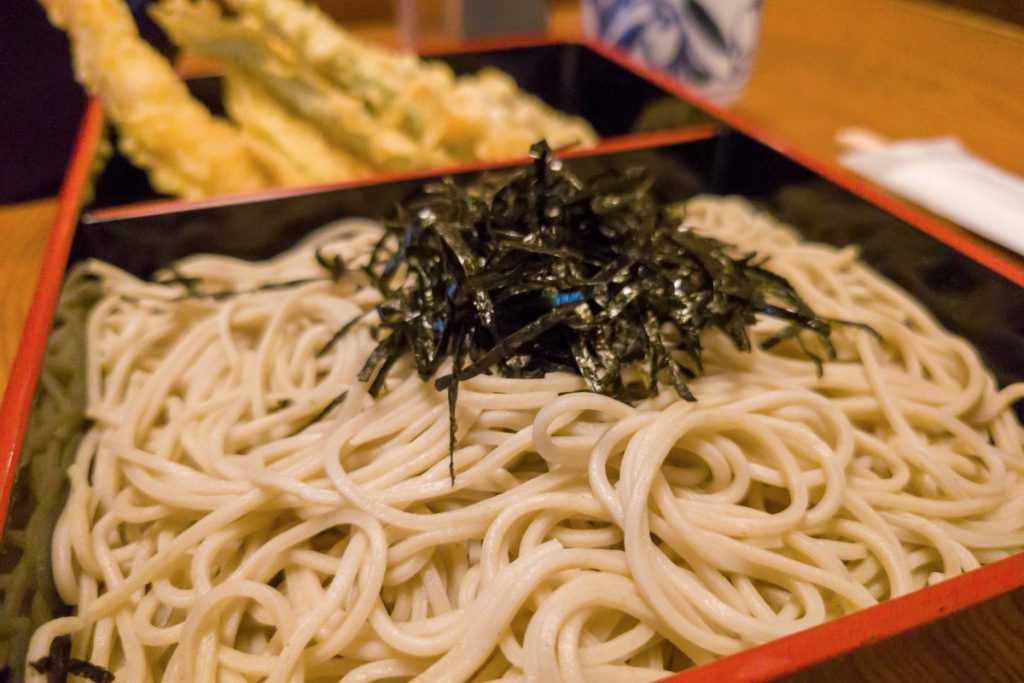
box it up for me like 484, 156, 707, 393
1, 0, 1023, 392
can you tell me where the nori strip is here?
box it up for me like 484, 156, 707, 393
316, 314, 367, 358
289, 390, 349, 436
29, 635, 115, 683
156, 272, 325, 301
354, 141, 872, 481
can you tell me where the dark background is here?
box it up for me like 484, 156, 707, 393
0, 0, 85, 203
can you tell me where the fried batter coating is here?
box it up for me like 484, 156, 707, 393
42, 0, 598, 200
223, 0, 598, 157
39, 0, 284, 198
224, 0, 461, 139
155, 0, 598, 163
224, 0, 598, 159
222, 68, 372, 184
449, 68, 599, 160
153, 0, 450, 171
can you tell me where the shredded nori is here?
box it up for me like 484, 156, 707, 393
339, 141, 870, 482
315, 246, 347, 282
268, 570, 287, 588
156, 268, 323, 301
316, 314, 367, 359
289, 390, 349, 436
29, 635, 114, 683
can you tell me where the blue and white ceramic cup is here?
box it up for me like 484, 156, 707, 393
582, 0, 762, 105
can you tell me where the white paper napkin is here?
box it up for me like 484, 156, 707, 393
838, 131, 1024, 255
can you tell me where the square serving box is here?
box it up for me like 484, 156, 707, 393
2, 37, 1023, 682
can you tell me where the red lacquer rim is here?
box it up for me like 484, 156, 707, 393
416, 32, 561, 56
658, 551, 1024, 682
85, 126, 721, 223
1, 35, 1023, 683
578, 38, 1024, 288
0, 99, 105, 530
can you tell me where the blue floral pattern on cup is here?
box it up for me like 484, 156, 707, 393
582, 0, 762, 104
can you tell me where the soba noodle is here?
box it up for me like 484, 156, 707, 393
20, 196, 1024, 682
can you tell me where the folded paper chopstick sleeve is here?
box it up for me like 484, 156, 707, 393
840, 138, 1024, 256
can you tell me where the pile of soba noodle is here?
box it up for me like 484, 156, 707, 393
25, 196, 1024, 682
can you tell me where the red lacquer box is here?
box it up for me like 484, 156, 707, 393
1, 38, 1022, 682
